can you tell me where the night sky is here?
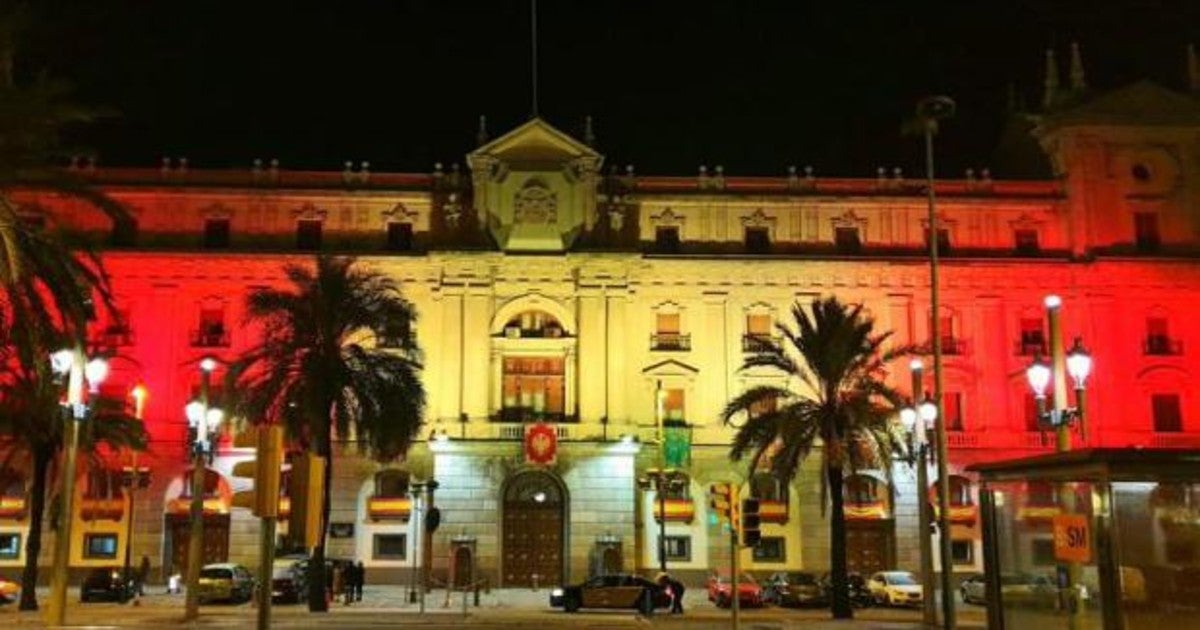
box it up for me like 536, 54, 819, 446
20, 1, 1200, 178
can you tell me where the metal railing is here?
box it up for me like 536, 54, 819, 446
650, 333, 691, 351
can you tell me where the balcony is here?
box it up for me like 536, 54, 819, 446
759, 499, 788, 524
0, 496, 27, 519
491, 422, 573, 441
495, 408, 575, 425
367, 496, 412, 522
1023, 432, 1056, 450
1150, 433, 1200, 449
1014, 340, 1047, 356
652, 498, 695, 523
191, 328, 231, 348
1144, 336, 1184, 356
79, 496, 125, 521
742, 334, 780, 353
946, 432, 981, 448
650, 333, 691, 352
939, 337, 968, 356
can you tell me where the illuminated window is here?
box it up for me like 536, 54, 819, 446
386, 222, 413, 251
845, 476, 881, 506
1014, 229, 1039, 254
664, 388, 685, 422
296, 219, 323, 250
834, 226, 861, 252
948, 476, 973, 506
194, 307, 228, 347
1134, 212, 1160, 252
1152, 394, 1183, 433
84, 469, 123, 500
1018, 318, 1046, 355
752, 537, 786, 562
0, 533, 18, 560
745, 227, 770, 253
84, 534, 118, 560
652, 312, 688, 350
373, 534, 407, 560
659, 536, 691, 562
203, 218, 230, 249
655, 226, 680, 252
1144, 318, 1181, 355
501, 356, 566, 422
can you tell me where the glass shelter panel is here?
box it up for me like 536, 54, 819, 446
1111, 481, 1200, 628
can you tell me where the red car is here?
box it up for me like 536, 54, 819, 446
706, 572, 763, 608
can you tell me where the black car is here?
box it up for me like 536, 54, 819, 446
270, 555, 307, 604
763, 571, 829, 607
550, 574, 670, 615
80, 567, 135, 603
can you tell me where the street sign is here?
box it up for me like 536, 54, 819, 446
1052, 513, 1091, 563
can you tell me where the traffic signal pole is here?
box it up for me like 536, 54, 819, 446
257, 516, 276, 630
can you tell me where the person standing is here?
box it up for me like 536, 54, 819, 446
668, 575, 686, 614
354, 561, 366, 602
137, 555, 151, 597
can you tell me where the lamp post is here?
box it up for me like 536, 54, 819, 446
46, 348, 108, 626
184, 357, 222, 621
901, 359, 938, 627
121, 384, 151, 601
917, 94, 958, 630
1025, 295, 1091, 628
407, 481, 425, 606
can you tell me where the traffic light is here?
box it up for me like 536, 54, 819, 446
230, 425, 284, 518
741, 497, 762, 547
709, 482, 733, 525
288, 452, 326, 550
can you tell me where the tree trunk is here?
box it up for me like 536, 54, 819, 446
19, 447, 51, 611
306, 422, 333, 612
827, 464, 853, 619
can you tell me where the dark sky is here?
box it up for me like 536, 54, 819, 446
20, 1, 1200, 177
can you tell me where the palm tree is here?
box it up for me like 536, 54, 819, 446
226, 255, 426, 612
0, 324, 147, 611
720, 296, 908, 619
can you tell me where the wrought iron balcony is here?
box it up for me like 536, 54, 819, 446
650, 332, 691, 351
1014, 339, 1047, 356
939, 337, 968, 355
742, 334, 780, 353
1144, 336, 1184, 356
191, 328, 230, 348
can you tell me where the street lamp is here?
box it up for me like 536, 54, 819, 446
902, 360, 937, 627
184, 357, 222, 621
917, 94, 958, 630
46, 348, 108, 626
121, 384, 152, 601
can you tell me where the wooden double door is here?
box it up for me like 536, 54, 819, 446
502, 471, 565, 587
165, 514, 230, 576
845, 520, 895, 576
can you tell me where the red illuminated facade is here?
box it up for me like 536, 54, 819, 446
2, 72, 1200, 585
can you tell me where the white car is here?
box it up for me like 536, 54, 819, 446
867, 571, 923, 607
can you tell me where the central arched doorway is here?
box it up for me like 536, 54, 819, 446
162, 468, 232, 576
502, 470, 566, 587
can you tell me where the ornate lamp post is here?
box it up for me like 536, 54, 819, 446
184, 357, 223, 621
900, 359, 938, 627
46, 348, 108, 626
121, 384, 151, 600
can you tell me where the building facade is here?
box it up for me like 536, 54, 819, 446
2, 78, 1200, 586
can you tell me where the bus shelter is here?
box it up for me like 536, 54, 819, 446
969, 448, 1200, 630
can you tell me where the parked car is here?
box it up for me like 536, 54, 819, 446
549, 574, 669, 615
762, 571, 828, 607
288, 556, 355, 598
960, 572, 1058, 607
80, 567, 135, 603
271, 555, 307, 604
866, 571, 923, 607
196, 563, 255, 604
0, 575, 19, 604
706, 572, 763, 608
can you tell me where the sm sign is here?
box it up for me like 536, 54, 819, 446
1052, 514, 1091, 563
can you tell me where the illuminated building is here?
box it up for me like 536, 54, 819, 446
3, 65, 1200, 585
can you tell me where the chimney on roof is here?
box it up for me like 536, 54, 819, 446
1069, 42, 1087, 91
1189, 43, 1200, 93
1042, 48, 1061, 111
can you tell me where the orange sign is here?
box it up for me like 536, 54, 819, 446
1053, 514, 1091, 563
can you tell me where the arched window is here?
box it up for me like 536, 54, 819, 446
751, 472, 786, 503
503, 310, 565, 338
180, 469, 222, 499
375, 470, 410, 498
844, 475, 883, 507
931, 476, 974, 507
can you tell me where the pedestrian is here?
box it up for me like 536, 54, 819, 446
354, 561, 366, 602
655, 573, 673, 611
333, 563, 345, 604
137, 555, 151, 596
668, 574, 686, 614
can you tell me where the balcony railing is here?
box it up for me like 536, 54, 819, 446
939, 337, 968, 356
650, 333, 691, 351
492, 422, 574, 441
742, 334, 780, 353
1144, 336, 1184, 356
191, 328, 231, 347
946, 432, 981, 448
1014, 340, 1047, 356
1150, 433, 1200, 449
1024, 432, 1056, 450
495, 408, 575, 424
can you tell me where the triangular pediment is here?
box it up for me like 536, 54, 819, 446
642, 359, 700, 376
470, 118, 599, 163
1041, 81, 1200, 128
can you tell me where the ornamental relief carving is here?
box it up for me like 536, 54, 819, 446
513, 180, 558, 225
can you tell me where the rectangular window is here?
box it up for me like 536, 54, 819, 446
834, 226, 861, 252
1145, 318, 1177, 355
386, 222, 414, 251
924, 227, 951, 252
296, 219, 323, 250
1014, 229, 1040, 254
744, 227, 770, 253
373, 533, 407, 560
951, 539, 974, 565
943, 392, 963, 431
203, 218, 231, 249
1024, 394, 1042, 432
660, 535, 691, 562
655, 226, 680, 252
1153, 394, 1183, 433
1134, 212, 1160, 251
656, 312, 680, 334
752, 537, 786, 562
501, 356, 566, 422
746, 313, 772, 336
1019, 318, 1046, 355
84, 533, 118, 559
195, 308, 228, 347
664, 388, 685, 421
1031, 538, 1055, 566
0, 533, 19, 560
